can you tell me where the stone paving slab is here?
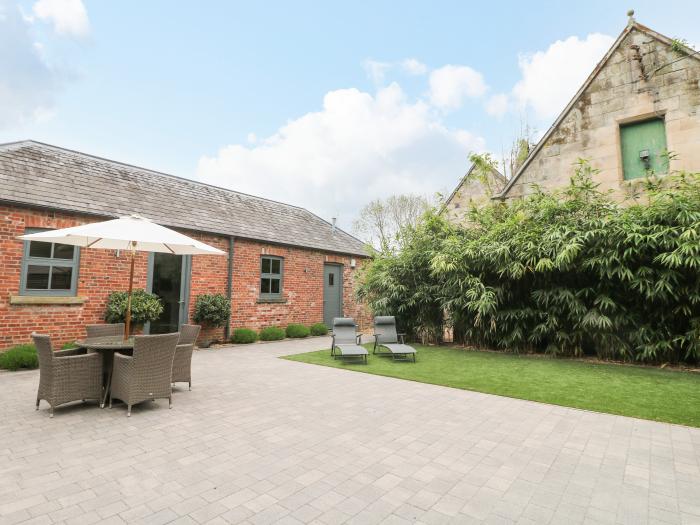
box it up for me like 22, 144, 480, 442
1, 337, 699, 524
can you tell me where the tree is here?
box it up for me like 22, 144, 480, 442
352, 194, 432, 253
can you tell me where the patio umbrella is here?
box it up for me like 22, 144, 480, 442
19, 214, 226, 339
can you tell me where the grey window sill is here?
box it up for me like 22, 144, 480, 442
256, 297, 287, 304
10, 295, 86, 305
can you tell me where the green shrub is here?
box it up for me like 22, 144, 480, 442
259, 326, 286, 341
105, 290, 163, 326
193, 293, 231, 327
286, 324, 310, 338
61, 341, 77, 350
310, 323, 329, 336
232, 328, 258, 344
358, 161, 700, 364
0, 344, 38, 371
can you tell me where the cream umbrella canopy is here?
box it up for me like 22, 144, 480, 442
19, 215, 226, 339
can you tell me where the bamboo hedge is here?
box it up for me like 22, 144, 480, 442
357, 161, 700, 364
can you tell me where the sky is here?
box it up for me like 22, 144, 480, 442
2, 0, 699, 230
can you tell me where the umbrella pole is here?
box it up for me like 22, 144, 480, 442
124, 244, 136, 340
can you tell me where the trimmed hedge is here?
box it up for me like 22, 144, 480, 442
259, 326, 286, 341
232, 328, 258, 344
309, 323, 329, 336
285, 324, 310, 338
0, 344, 39, 371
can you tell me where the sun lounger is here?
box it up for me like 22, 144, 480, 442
373, 316, 416, 362
331, 318, 368, 363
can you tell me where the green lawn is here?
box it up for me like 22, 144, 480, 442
282, 345, 700, 427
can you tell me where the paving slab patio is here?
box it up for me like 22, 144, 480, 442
1, 337, 699, 525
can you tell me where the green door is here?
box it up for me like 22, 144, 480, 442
620, 119, 668, 180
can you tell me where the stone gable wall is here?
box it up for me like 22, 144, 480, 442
445, 172, 505, 224
505, 27, 700, 199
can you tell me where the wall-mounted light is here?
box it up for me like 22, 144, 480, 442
350, 258, 356, 268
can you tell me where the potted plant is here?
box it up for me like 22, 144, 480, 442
105, 290, 163, 333
192, 293, 231, 347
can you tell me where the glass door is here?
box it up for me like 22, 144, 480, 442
147, 253, 191, 334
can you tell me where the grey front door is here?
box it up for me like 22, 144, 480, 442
147, 253, 191, 334
323, 264, 342, 327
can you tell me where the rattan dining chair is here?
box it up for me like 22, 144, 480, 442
108, 333, 179, 417
172, 324, 201, 390
32, 333, 103, 418
86, 323, 125, 338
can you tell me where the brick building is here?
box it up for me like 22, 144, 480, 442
0, 141, 369, 349
445, 16, 700, 218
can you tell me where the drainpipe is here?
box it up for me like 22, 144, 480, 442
224, 236, 235, 341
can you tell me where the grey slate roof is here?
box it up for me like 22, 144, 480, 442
0, 141, 367, 256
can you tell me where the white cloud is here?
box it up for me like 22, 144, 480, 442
401, 58, 427, 75
485, 93, 509, 117
197, 83, 484, 228
33, 0, 89, 37
362, 59, 391, 84
428, 65, 487, 110
365, 58, 428, 83
513, 33, 614, 119
0, 1, 62, 128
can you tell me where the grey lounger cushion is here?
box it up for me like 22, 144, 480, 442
335, 344, 368, 357
382, 343, 416, 355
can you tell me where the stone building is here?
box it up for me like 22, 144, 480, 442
443, 163, 507, 224
446, 15, 700, 218
0, 141, 369, 349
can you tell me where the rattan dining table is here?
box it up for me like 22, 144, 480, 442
75, 336, 135, 408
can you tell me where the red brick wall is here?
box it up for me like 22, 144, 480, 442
229, 240, 367, 332
343, 261, 372, 333
185, 231, 230, 343
0, 204, 369, 349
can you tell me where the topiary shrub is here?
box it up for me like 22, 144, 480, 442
310, 323, 329, 336
193, 293, 231, 327
259, 326, 286, 341
0, 344, 38, 371
232, 328, 258, 344
286, 324, 310, 338
105, 290, 163, 327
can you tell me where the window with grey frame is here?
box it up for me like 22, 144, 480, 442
20, 228, 80, 296
260, 256, 283, 299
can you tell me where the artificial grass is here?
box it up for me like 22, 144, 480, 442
282, 345, 700, 427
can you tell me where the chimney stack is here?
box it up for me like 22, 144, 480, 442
331, 217, 337, 234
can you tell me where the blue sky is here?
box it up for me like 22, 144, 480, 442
2, 0, 699, 228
